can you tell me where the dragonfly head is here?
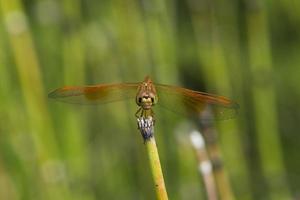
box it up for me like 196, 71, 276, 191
136, 94, 157, 109
136, 78, 158, 110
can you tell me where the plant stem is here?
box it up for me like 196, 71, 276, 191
246, 0, 291, 198
190, 130, 218, 200
137, 117, 168, 200
145, 137, 169, 200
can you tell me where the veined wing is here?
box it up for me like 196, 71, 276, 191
155, 84, 239, 120
48, 83, 139, 105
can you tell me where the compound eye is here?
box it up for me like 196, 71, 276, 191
138, 97, 142, 103
151, 98, 154, 103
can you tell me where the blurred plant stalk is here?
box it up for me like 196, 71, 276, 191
190, 130, 218, 200
246, 0, 292, 198
198, 108, 235, 200
0, 0, 73, 199
186, 0, 252, 198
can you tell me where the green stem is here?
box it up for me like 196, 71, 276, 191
145, 137, 169, 200
246, 0, 291, 198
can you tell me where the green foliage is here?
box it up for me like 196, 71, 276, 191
1, 0, 300, 199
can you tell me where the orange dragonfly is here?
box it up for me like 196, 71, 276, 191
48, 76, 238, 120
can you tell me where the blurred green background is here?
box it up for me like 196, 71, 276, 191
1, 0, 300, 199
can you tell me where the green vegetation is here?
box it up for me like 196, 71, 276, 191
1, 0, 300, 199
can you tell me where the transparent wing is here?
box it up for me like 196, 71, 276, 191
48, 83, 139, 105
155, 84, 239, 120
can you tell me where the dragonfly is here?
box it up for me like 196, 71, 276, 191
48, 76, 239, 120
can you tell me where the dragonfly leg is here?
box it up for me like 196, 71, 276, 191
150, 109, 156, 125
135, 107, 142, 118
140, 109, 145, 118
150, 109, 155, 117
